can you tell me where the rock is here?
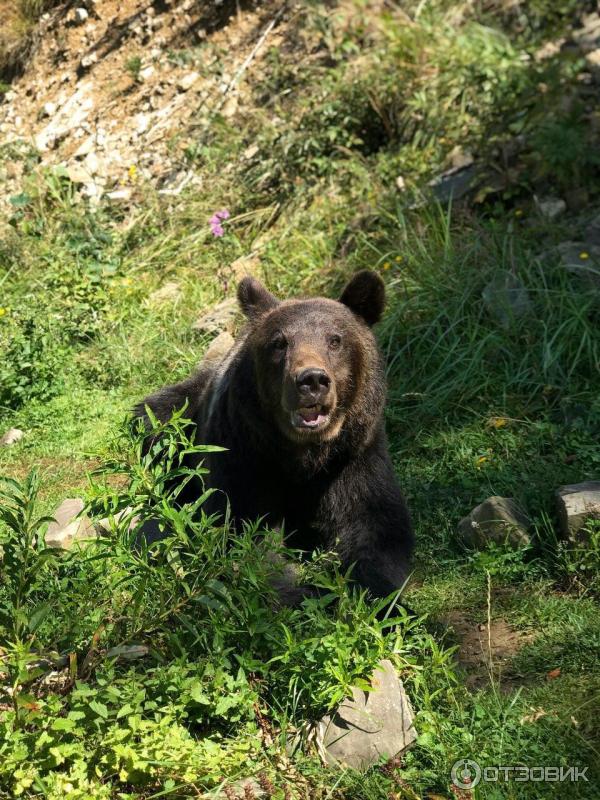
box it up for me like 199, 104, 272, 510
584, 214, 600, 246
46, 498, 98, 549
80, 52, 98, 69
315, 659, 416, 770
0, 428, 24, 446
481, 270, 532, 327
535, 196, 566, 221
429, 164, 478, 203
148, 281, 182, 304
139, 65, 155, 81
573, 13, 600, 53
135, 113, 150, 134
556, 242, 600, 288
42, 101, 57, 117
192, 297, 238, 335
74, 7, 89, 23
457, 497, 531, 549
106, 188, 132, 202
243, 143, 259, 160
448, 145, 474, 170
178, 72, 200, 92
556, 482, 600, 543
66, 163, 93, 184
106, 644, 149, 661
229, 253, 260, 281
96, 506, 140, 534
202, 330, 235, 368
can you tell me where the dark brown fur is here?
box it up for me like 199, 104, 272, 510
135, 271, 413, 602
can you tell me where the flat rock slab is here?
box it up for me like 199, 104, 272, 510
556, 481, 600, 543
46, 498, 98, 549
315, 659, 417, 770
458, 496, 531, 549
192, 297, 238, 335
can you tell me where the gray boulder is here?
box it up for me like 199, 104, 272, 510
46, 498, 98, 549
556, 482, 600, 543
458, 497, 531, 549
315, 659, 417, 770
429, 164, 478, 203
482, 270, 532, 328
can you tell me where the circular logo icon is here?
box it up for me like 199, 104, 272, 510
451, 758, 482, 789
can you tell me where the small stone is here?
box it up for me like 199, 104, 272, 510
429, 164, 478, 203
535, 196, 566, 221
0, 428, 24, 446
80, 52, 98, 69
556, 242, 600, 289
178, 72, 200, 92
106, 644, 149, 661
573, 13, 600, 53
457, 497, 531, 549
202, 330, 235, 368
149, 281, 182, 303
482, 270, 532, 328
42, 101, 56, 117
243, 144, 259, 160
135, 113, 150, 134
395, 175, 406, 191
448, 145, 474, 170
192, 297, 238, 335
139, 65, 155, 81
556, 482, 600, 543
315, 659, 417, 770
66, 163, 93, 184
106, 188, 132, 202
46, 498, 98, 549
75, 7, 89, 23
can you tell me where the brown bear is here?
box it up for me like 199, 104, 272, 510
135, 271, 413, 603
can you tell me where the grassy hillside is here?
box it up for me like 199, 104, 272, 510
1, 1, 599, 797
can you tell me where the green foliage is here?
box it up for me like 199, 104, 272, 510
0, 413, 413, 797
125, 55, 142, 82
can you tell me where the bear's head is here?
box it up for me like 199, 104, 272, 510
237, 271, 385, 444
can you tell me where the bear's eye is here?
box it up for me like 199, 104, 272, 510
328, 334, 342, 350
271, 333, 287, 351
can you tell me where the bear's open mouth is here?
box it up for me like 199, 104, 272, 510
291, 405, 330, 430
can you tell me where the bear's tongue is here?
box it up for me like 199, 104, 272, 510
299, 407, 320, 423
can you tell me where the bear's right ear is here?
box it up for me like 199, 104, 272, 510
339, 270, 385, 326
237, 277, 279, 320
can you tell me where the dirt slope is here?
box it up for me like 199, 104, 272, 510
0, 0, 293, 202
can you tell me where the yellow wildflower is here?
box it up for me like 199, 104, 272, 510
488, 416, 508, 429
0, 308, 5, 317
579, 251, 589, 260
128, 165, 137, 181
514, 209, 523, 217
383, 262, 392, 270
395, 255, 403, 263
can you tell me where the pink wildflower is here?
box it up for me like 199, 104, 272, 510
209, 208, 230, 237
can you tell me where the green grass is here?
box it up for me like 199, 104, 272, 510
1, 0, 600, 797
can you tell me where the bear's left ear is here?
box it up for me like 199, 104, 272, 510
339, 270, 385, 326
238, 276, 280, 320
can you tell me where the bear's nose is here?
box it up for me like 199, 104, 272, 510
295, 368, 331, 398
